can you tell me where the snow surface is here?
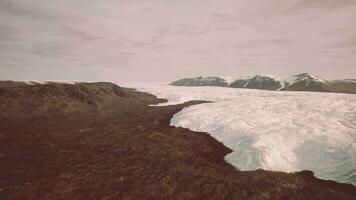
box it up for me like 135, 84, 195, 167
342, 79, 356, 83
24, 80, 76, 85
126, 83, 356, 185
218, 76, 236, 84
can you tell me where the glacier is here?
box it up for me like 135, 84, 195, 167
126, 83, 356, 185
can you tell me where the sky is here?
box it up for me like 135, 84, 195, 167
0, 0, 356, 82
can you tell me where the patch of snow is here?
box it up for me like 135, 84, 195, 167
243, 79, 250, 87
23, 80, 77, 85
342, 79, 356, 83
219, 76, 236, 84
307, 74, 327, 83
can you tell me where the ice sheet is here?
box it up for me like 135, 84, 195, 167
126, 83, 356, 185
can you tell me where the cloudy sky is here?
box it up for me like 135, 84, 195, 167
1, 0, 356, 82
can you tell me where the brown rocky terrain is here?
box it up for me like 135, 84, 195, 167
0, 81, 355, 199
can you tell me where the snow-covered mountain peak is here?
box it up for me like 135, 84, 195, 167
293, 73, 326, 83
170, 73, 356, 94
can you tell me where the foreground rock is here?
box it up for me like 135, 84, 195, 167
0, 81, 355, 199
170, 73, 356, 94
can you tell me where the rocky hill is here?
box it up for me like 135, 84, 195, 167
170, 73, 356, 94
0, 81, 125, 117
0, 81, 355, 199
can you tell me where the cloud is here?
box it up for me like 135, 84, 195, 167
60, 25, 105, 42
1, 0, 356, 82
0, 0, 58, 21
289, 0, 356, 10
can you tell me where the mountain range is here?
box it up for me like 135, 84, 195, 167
170, 73, 356, 94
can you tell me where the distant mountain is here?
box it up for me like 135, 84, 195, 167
170, 73, 356, 94
170, 76, 228, 87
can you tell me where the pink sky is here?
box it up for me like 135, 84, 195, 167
1, 0, 356, 82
